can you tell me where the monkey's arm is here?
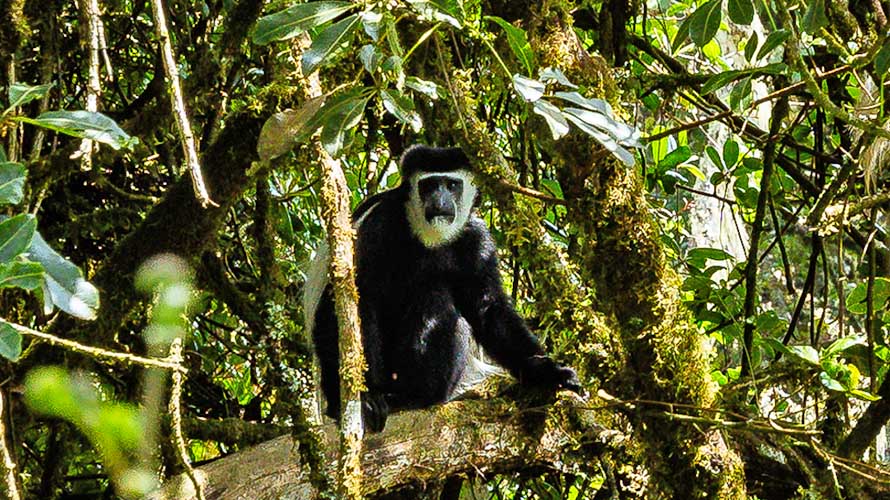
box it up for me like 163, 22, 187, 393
458, 238, 580, 392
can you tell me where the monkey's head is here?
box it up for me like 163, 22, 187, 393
401, 145, 479, 248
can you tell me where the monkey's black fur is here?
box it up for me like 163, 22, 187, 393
310, 145, 580, 432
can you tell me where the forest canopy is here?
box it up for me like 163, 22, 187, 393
1, 0, 890, 498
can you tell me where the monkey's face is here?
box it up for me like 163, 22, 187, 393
407, 170, 477, 248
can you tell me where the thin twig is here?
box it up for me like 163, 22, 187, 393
0, 392, 21, 500
4, 319, 186, 373
168, 337, 205, 500
150, 0, 216, 207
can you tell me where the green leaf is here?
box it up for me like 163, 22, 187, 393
0, 162, 26, 205
24, 366, 85, 420
405, 76, 440, 99
252, 1, 353, 45
756, 29, 789, 61
727, 0, 754, 25
823, 335, 865, 357
380, 90, 422, 132
849, 389, 881, 402
0, 214, 37, 263
744, 31, 759, 61
788, 345, 820, 366
406, 0, 461, 28
875, 39, 890, 75
701, 63, 787, 95
846, 278, 890, 314
729, 75, 752, 111
486, 16, 535, 75
723, 140, 739, 167
301, 13, 360, 75
17, 111, 135, 150
688, 0, 722, 47
819, 371, 846, 392
360, 10, 383, 41
512, 74, 545, 102
0, 260, 43, 290
318, 89, 371, 156
0, 322, 21, 361
657, 146, 691, 169
801, 0, 828, 34
6, 82, 53, 112
672, 14, 693, 53
359, 44, 381, 74
532, 100, 570, 140
28, 231, 100, 320
257, 96, 327, 161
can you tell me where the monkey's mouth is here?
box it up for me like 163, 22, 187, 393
427, 214, 455, 226
425, 207, 455, 226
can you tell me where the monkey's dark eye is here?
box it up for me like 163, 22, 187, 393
447, 179, 461, 191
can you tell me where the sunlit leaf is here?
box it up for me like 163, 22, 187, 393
539, 67, 577, 88
253, 1, 353, 45
532, 100, 569, 140
723, 140, 739, 167
360, 10, 383, 41
318, 89, 371, 156
405, 76, 440, 99
846, 278, 890, 314
17, 111, 135, 150
301, 14, 360, 75
562, 112, 636, 166
788, 345, 820, 366
819, 371, 846, 392
849, 389, 881, 402
359, 44, 381, 74
553, 91, 612, 114
380, 89, 422, 132
512, 74, 545, 102
29, 231, 100, 320
407, 0, 461, 28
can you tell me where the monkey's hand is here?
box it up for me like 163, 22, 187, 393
362, 392, 389, 433
521, 355, 582, 394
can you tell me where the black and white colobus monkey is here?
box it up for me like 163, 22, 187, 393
305, 145, 581, 432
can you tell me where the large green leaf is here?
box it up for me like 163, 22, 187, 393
318, 89, 371, 156
380, 90, 422, 132
700, 63, 787, 95
0, 162, 26, 205
727, 0, 754, 25
875, 39, 890, 75
301, 14, 361, 75
801, 0, 828, 33
688, 0, 722, 47
17, 111, 135, 150
252, 1, 353, 45
0, 322, 21, 361
28, 232, 100, 320
486, 16, 535, 75
0, 214, 37, 263
755, 29, 789, 61
5, 82, 53, 113
846, 277, 890, 314
0, 260, 43, 290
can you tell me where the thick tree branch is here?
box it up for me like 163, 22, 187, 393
151, 394, 614, 500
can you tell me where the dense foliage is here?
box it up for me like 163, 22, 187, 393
1, 0, 889, 498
